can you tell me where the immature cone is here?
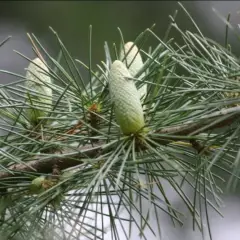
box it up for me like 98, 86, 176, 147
108, 60, 145, 135
119, 42, 147, 100
25, 58, 52, 123
29, 176, 45, 194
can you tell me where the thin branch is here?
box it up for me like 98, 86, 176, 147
0, 107, 240, 180
0, 143, 103, 179
158, 106, 240, 135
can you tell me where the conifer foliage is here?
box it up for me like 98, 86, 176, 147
0, 3, 240, 240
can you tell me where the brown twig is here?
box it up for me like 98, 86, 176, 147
0, 143, 103, 179
158, 107, 240, 135
0, 108, 240, 180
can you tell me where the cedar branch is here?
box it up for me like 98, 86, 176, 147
1, 107, 240, 180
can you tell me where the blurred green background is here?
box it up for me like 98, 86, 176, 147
0, 1, 240, 240
0, 1, 240, 83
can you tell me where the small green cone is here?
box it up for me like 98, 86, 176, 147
108, 60, 145, 135
25, 57, 52, 125
29, 176, 45, 194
